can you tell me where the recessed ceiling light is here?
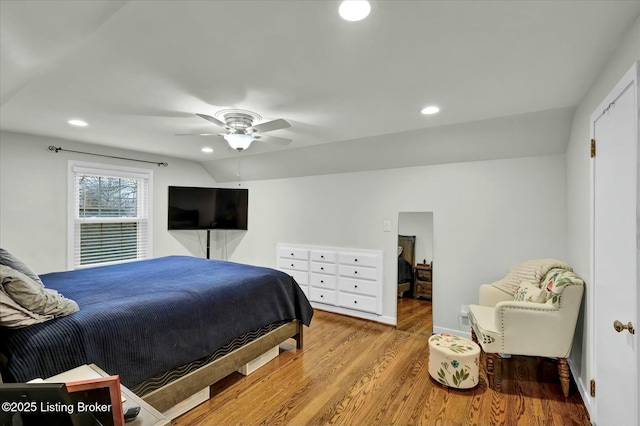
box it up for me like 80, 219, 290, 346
202, 147, 214, 153
339, 1, 371, 21
421, 106, 440, 115
68, 119, 88, 127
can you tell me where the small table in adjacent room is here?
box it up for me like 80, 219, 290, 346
413, 263, 432, 299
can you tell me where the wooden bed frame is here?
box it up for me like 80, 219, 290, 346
0, 321, 304, 413
142, 320, 304, 412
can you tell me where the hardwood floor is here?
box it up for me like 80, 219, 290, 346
397, 296, 432, 334
174, 299, 591, 425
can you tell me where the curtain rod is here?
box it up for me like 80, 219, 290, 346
48, 146, 168, 167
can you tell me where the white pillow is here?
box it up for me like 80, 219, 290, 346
513, 280, 546, 303
0, 287, 53, 328
0, 265, 79, 317
0, 248, 44, 286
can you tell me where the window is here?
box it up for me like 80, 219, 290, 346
69, 162, 152, 269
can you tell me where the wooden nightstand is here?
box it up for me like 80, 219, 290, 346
47, 364, 170, 426
414, 264, 432, 300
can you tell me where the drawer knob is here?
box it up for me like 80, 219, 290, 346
354, 300, 358, 304
354, 285, 358, 288
321, 267, 324, 270
321, 280, 324, 283
291, 264, 294, 267
321, 255, 324, 259
291, 253, 294, 256
320, 295, 324, 298
354, 270, 358, 274
355, 258, 358, 262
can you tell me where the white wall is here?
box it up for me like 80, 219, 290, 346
0, 131, 217, 273
565, 14, 639, 412
227, 154, 567, 330
398, 212, 433, 265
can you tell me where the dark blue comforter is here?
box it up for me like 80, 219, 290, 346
0, 256, 313, 387
398, 256, 413, 283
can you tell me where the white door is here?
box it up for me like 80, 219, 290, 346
592, 62, 638, 426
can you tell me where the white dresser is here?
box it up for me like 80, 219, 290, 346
276, 245, 310, 297
277, 244, 383, 319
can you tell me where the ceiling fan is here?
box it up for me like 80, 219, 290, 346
178, 109, 292, 151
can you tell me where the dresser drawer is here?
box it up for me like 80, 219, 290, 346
338, 277, 378, 297
277, 258, 309, 273
338, 292, 377, 314
338, 265, 378, 281
310, 250, 337, 263
310, 273, 336, 289
310, 261, 337, 275
416, 268, 432, 281
278, 246, 309, 261
338, 252, 379, 268
278, 243, 382, 320
310, 287, 336, 305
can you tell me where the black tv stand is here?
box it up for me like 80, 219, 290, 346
206, 229, 211, 259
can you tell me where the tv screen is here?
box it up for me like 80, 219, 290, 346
168, 186, 248, 230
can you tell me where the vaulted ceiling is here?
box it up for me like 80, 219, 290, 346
1, 1, 638, 181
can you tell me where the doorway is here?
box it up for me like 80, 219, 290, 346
591, 62, 638, 426
396, 212, 433, 334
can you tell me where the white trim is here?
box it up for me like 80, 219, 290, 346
311, 304, 396, 326
67, 160, 153, 270
568, 357, 593, 415
588, 61, 639, 424
433, 325, 471, 339
71, 165, 150, 181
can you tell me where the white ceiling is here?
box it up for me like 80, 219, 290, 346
1, 1, 639, 180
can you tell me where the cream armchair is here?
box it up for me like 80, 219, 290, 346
468, 265, 584, 397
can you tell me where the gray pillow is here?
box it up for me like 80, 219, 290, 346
0, 265, 79, 317
0, 287, 53, 328
0, 248, 44, 286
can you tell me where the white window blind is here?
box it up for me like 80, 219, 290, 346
69, 163, 152, 269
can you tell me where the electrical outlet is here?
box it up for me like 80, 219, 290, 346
460, 305, 469, 318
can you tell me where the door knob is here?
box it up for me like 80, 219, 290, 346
613, 320, 635, 334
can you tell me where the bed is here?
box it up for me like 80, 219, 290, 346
0, 255, 313, 412
397, 235, 415, 297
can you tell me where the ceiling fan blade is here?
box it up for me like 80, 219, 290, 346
175, 133, 224, 137
254, 134, 292, 146
249, 118, 291, 133
196, 113, 229, 129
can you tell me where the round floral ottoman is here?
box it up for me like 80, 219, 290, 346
428, 333, 480, 389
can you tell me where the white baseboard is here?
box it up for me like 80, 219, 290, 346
567, 357, 593, 417
311, 303, 396, 326
432, 325, 471, 339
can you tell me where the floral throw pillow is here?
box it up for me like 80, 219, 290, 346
542, 269, 584, 308
513, 280, 546, 303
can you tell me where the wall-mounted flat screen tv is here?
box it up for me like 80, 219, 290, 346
168, 186, 248, 230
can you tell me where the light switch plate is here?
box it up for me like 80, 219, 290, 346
383, 220, 391, 232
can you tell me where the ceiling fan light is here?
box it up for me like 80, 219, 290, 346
224, 133, 254, 151
421, 106, 440, 115
339, 1, 371, 21
68, 119, 88, 127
